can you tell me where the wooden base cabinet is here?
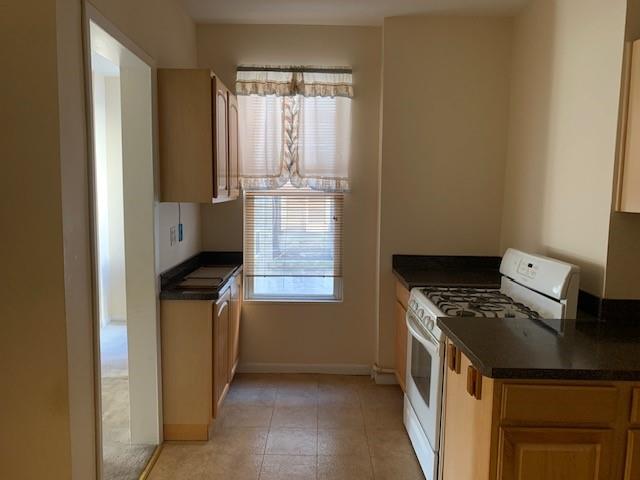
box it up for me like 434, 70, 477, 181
441, 341, 637, 480
160, 271, 242, 441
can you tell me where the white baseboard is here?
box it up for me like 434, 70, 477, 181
373, 371, 399, 385
237, 362, 372, 376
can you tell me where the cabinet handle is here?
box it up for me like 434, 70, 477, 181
466, 365, 483, 400
447, 344, 457, 372
447, 344, 461, 374
466, 366, 476, 397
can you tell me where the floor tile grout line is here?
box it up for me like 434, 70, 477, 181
358, 381, 377, 480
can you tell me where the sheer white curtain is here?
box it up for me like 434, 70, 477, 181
237, 66, 352, 192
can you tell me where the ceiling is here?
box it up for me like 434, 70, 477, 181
182, 0, 528, 26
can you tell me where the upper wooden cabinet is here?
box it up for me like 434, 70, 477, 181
157, 69, 239, 204
617, 40, 640, 213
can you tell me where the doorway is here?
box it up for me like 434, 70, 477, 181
85, 7, 161, 480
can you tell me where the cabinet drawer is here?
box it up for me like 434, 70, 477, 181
501, 384, 619, 426
631, 388, 640, 424
396, 281, 410, 309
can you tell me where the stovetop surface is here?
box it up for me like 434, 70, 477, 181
417, 286, 541, 320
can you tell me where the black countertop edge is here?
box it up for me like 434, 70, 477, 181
159, 251, 243, 301
438, 316, 640, 381
392, 254, 502, 290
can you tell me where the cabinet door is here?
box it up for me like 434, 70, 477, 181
213, 290, 230, 417
619, 40, 640, 212
228, 92, 240, 198
498, 427, 614, 480
394, 300, 407, 392
214, 78, 229, 200
442, 347, 494, 480
228, 273, 241, 382
625, 430, 640, 480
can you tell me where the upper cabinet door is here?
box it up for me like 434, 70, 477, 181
158, 69, 213, 203
618, 40, 640, 213
228, 92, 240, 198
214, 78, 229, 201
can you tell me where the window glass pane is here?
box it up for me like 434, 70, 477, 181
252, 276, 335, 298
244, 188, 343, 301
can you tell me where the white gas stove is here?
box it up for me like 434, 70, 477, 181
403, 249, 580, 480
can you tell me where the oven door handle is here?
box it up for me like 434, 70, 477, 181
406, 313, 441, 355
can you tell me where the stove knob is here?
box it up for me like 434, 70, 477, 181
427, 319, 435, 330
418, 308, 425, 318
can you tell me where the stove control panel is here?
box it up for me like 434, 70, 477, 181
500, 248, 580, 300
517, 259, 539, 279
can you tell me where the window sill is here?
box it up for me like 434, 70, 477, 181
243, 298, 343, 305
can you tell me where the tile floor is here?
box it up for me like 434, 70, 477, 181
149, 373, 425, 480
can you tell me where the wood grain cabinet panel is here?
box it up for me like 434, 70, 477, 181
213, 289, 230, 418
501, 384, 619, 426
160, 300, 214, 440
394, 300, 407, 392
498, 428, 614, 480
157, 68, 238, 204
625, 430, 640, 480
228, 272, 242, 382
441, 347, 495, 480
631, 388, 640, 425
157, 69, 213, 203
394, 281, 410, 392
618, 40, 640, 213
396, 281, 410, 309
228, 92, 240, 198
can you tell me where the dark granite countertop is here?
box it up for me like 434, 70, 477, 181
438, 316, 640, 381
393, 254, 502, 290
160, 251, 242, 301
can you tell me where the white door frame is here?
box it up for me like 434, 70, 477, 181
81, 2, 162, 477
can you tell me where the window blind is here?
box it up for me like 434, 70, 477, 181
244, 189, 344, 279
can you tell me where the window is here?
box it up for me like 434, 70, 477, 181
237, 66, 352, 302
244, 186, 343, 301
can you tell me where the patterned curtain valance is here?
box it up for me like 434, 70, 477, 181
236, 66, 353, 99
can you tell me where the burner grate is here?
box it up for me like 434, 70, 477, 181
419, 287, 540, 320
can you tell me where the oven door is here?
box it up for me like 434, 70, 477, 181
405, 310, 444, 452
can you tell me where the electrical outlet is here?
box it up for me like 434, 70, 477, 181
170, 226, 177, 246
178, 223, 184, 242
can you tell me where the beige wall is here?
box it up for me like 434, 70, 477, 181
500, 0, 627, 297
88, 0, 202, 274
0, 0, 198, 478
1, 1, 74, 478
378, 16, 512, 369
605, 0, 640, 300
197, 24, 382, 368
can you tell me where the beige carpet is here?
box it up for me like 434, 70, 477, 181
101, 323, 155, 480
